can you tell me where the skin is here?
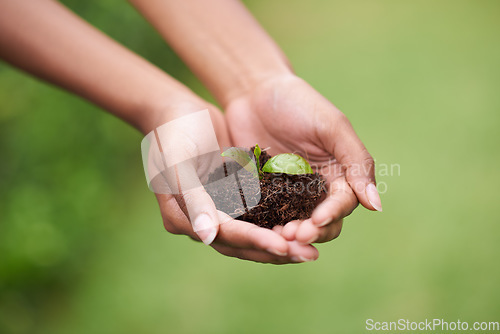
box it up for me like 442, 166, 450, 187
131, 0, 381, 253
225, 74, 369, 245
0, 0, 381, 264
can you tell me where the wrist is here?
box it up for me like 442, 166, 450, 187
137, 93, 230, 148
136, 93, 210, 135
125, 78, 208, 134
222, 65, 293, 106
224, 70, 298, 107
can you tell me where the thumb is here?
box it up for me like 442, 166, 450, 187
141, 109, 223, 244
328, 114, 382, 212
171, 163, 220, 245
181, 185, 220, 245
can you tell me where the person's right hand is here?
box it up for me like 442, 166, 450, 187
145, 101, 319, 264
225, 74, 382, 246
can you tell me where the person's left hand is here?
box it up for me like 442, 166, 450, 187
146, 100, 320, 264
225, 74, 382, 245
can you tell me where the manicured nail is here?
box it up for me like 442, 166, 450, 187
318, 217, 333, 227
291, 256, 315, 263
366, 183, 383, 212
266, 248, 288, 257
193, 214, 217, 245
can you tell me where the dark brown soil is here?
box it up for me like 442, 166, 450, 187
206, 147, 326, 228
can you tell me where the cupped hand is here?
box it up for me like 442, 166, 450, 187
225, 74, 382, 244
145, 101, 318, 264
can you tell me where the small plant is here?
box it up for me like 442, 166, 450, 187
221, 144, 313, 179
209, 145, 324, 228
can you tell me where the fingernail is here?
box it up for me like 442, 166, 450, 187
317, 217, 333, 227
266, 248, 288, 257
291, 256, 315, 263
366, 183, 383, 212
193, 214, 217, 245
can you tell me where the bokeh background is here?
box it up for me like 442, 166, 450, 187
1, 0, 499, 333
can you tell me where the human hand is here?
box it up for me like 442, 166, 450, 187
144, 101, 319, 264
225, 74, 382, 244
0, 0, 323, 264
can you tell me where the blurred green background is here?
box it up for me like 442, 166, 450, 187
1, 0, 499, 333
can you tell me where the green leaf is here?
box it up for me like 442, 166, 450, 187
262, 153, 314, 175
221, 147, 258, 175
254, 144, 262, 171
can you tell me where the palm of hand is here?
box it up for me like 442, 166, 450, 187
225, 74, 365, 244
225, 75, 345, 181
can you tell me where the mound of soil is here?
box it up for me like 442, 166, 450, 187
206, 147, 326, 228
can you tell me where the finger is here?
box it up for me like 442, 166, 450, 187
295, 219, 320, 244
178, 181, 220, 245
316, 220, 343, 243
213, 241, 319, 264
149, 110, 224, 245
156, 193, 194, 236
157, 192, 289, 255
281, 220, 301, 241
295, 219, 343, 244
156, 195, 315, 263
323, 113, 382, 212
311, 176, 358, 226
157, 191, 221, 245
272, 225, 284, 234
211, 244, 290, 264
156, 157, 219, 245
287, 241, 319, 262
215, 214, 289, 256
217, 220, 318, 261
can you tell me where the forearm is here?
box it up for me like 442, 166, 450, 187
0, 0, 195, 134
129, 0, 292, 107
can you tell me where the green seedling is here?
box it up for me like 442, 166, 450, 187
254, 144, 262, 172
221, 144, 313, 179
